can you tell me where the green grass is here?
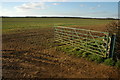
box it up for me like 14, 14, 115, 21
115, 60, 120, 68
82, 52, 91, 58
88, 54, 104, 63
104, 58, 115, 66
2, 17, 115, 33
56, 43, 120, 68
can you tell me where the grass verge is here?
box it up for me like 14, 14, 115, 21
56, 45, 120, 68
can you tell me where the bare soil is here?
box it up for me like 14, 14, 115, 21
2, 27, 120, 78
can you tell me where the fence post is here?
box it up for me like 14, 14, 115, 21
109, 33, 116, 59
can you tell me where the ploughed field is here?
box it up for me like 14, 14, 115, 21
2, 18, 120, 78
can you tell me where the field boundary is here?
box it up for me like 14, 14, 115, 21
54, 26, 116, 58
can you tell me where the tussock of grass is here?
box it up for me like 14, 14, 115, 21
88, 54, 104, 63
82, 52, 91, 58
115, 60, 120, 68
104, 58, 115, 66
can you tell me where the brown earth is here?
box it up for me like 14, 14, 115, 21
2, 27, 120, 79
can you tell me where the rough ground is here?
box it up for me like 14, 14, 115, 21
2, 27, 120, 78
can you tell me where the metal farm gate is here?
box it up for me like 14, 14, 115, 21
54, 26, 116, 58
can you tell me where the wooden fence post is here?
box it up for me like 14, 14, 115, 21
109, 33, 116, 59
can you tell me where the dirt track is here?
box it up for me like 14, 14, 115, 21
2, 27, 120, 78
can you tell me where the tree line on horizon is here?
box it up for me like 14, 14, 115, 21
1, 16, 119, 20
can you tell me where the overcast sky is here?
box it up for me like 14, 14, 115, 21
0, 0, 119, 18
